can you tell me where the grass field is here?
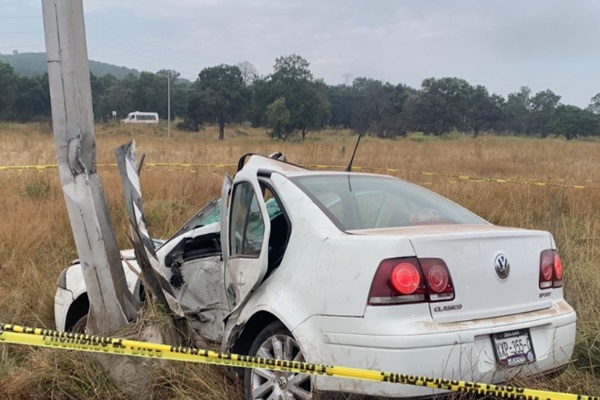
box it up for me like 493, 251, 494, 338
0, 122, 599, 399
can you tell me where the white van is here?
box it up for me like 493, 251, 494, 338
122, 111, 159, 124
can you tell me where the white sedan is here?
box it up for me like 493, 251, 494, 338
54, 154, 576, 399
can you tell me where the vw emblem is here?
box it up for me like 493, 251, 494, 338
495, 253, 510, 279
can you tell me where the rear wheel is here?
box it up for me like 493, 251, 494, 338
243, 321, 313, 400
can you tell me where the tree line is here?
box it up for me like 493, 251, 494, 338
1, 54, 599, 141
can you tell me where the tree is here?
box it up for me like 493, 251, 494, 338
588, 93, 600, 115
248, 77, 275, 127
96, 73, 137, 120
157, 69, 183, 121
0, 61, 18, 119
550, 105, 599, 140
133, 71, 166, 116
258, 54, 330, 140
291, 79, 330, 140
265, 97, 291, 139
327, 84, 355, 129
530, 89, 561, 138
277, 55, 329, 139
13, 74, 50, 121
466, 86, 503, 137
504, 86, 532, 135
273, 54, 312, 81
350, 78, 402, 137
404, 77, 472, 135
190, 64, 247, 140
237, 61, 258, 85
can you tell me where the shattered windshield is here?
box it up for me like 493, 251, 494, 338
292, 175, 486, 231
169, 197, 282, 240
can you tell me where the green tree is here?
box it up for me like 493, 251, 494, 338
327, 84, 356, 129
90, 73, 118, 121
0, 61, 18, 119
270, 55, 330, 140
13, 74, 50, 121
191, 64, 247, 140
530, 89, 561, 138
97, 73, 137, 120
588, 93, 600, 115
466, 85, 503, 137
350, 78, 399, 137
133, 71, 166, 115
248, 77, 275, 127
273, 54, 312, 81
157, 69, 187, 121
265, 97, 292, 139
503, 86, 532, 135
404, 77, 471, 135
550, 105, 599, 140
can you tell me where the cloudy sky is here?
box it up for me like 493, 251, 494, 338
1, 0, 599, 107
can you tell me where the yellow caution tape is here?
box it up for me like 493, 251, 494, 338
0, 323, 596, 400
0, 163, 599, 190
0, 165, 58, 171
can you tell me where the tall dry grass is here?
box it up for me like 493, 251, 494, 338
0, 122, 599, 398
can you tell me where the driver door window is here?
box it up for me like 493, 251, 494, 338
229, 182, 265, 258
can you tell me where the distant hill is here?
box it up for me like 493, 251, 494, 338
0, 51, 139, 79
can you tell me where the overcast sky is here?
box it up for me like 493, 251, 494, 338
1, 0, 599, 107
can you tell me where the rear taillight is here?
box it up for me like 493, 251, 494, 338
368, 257, 454, 306
390, 262, 421, 295
539, 249, 563, 289
420, 259, 455, 301
368, 258, 425, 305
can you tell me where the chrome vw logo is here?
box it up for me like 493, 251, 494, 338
495, 253, 510, 279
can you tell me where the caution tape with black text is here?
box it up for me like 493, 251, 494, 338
0, 323, 596, 400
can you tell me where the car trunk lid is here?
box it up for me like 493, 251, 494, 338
352, 225, 554, 323
409, 226, 553, 323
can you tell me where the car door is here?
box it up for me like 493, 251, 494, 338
221, 171, 270, 312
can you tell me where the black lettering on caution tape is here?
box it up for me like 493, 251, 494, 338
1, 323, 596, 399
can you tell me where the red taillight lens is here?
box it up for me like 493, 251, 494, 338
424, 264, 448, 292
368, 258, 425, 305
390, 262, 421, 294
540, 249, 563, 289
421, 259, 455, 301
553, 252, 563, 287
368, 257, 454, 305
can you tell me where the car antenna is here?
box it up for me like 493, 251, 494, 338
137, 153, 146, 175
346, 134, 363, 172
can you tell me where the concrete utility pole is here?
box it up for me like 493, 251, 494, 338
42, 0, 138, 333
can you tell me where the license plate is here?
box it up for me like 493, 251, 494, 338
491, 329, 536, 367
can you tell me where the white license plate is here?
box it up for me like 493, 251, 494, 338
491, 329, 536, 367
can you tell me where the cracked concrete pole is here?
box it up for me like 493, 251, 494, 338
42, 0, 138, 334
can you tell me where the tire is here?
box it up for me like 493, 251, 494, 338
243, 321, 313, 400
71, 314, 88, 333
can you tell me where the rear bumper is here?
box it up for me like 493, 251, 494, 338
292, 301, 576, 398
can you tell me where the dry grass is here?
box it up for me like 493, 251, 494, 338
0, 122, 599, 398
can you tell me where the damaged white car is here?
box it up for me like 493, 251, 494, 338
55, 153, 576, 399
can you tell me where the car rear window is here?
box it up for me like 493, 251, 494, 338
292, 174, 486, 230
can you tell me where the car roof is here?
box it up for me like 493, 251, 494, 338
242, 154, 392, 180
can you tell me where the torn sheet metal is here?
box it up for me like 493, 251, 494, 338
115, 141, 184, 318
